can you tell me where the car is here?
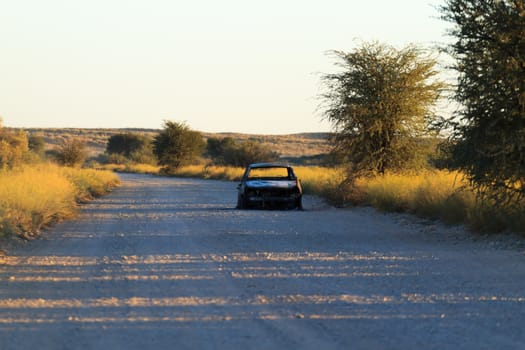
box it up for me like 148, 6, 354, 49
236, 163, 303, 210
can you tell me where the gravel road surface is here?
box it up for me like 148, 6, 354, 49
1, 173, 525, 349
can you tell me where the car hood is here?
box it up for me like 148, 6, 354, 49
245, 180, 297, 189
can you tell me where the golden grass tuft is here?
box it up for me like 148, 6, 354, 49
0, 164, 120, 239
96, 163, 161, 175
166, 165, 245, 181
0, 166, 76, 238
293, 166, 347, 203
359, 170, 475, 224
61, 166, 121, 200
124, 163, 162, 175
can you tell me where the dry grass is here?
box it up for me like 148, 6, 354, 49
358, 171, 475, 224
0, 164, 120, 239
60, 166, 121, 201
339, 170, 523, 233
205, 132, 331, 158
97, 163, 161, 175
167, 165, 245, 181
294, 166, 344, 196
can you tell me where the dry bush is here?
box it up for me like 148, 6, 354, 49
0, 129, 29, 169
55, 139, 87, 167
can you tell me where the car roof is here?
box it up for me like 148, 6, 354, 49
247, 162, 292, 169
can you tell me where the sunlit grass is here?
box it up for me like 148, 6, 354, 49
65, 167, 121, 200
166, 165, 245, 181
96, 163, 127, 172
359, 170, 475, 224
248, 167, 289, 178
0, 164, 120, 239
124, 163, 161, 174
96, 163, 161, 174
293, 166, 344, 197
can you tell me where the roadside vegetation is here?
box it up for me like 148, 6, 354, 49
0, 120, 120, 241
96, 158, 525, 233
316, 1, 523, 234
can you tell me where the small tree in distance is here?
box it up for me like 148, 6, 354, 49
106, 133, 156, 165
206, 137, 279, 167
153, 121, 205, 170
206, 137, 237, 163
55, 139, 87, 167
320, 42, 446, 177
28, 134, 46, 158
107, 133, 147, 157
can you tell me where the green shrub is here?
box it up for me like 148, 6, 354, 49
153, 121, 205, 170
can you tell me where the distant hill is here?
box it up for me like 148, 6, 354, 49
14, 128, 332, 159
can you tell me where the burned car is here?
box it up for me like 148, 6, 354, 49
236, 163, 303, 210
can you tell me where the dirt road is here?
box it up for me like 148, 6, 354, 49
1, 174, 525, 349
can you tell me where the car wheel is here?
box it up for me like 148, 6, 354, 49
237, 194, 249, 209
296, 197, 303, 211
236, 194, 243, 209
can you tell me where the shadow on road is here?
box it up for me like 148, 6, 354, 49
1, 174, 524, 349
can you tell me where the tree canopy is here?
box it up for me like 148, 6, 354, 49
206, 137, 279, 167
320, 42, 445, 176
107, 133, 150, 157
106, 133, 156, 165
153, 121, 205, 169
440, 0, 525, 203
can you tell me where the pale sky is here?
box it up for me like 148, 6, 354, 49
0, 0, 450, 134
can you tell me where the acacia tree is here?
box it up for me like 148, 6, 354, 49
107, 133, 148, 157
153, 121, 205, 170
205, 137, 237, 163
440, 0, 525, 203
320, 42, 445, 176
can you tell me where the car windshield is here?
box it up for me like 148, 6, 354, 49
247, 167, 290, 179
